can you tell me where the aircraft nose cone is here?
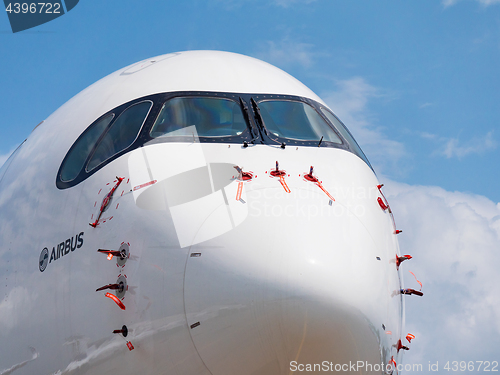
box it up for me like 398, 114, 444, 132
184, 188, 394, 375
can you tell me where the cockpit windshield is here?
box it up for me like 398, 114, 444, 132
150, 97, 248, 139
257, 100, 342, 144
57, 91, 372, 190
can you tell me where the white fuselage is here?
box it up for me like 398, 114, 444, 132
0, 51, 404, 375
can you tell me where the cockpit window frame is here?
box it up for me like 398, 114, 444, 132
56, 96, 161, 189
59, 113, 115, 182
56, 91, 372, 190
85, 100, 153, 173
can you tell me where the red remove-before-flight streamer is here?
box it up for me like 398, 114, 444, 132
409, 271, 423, 291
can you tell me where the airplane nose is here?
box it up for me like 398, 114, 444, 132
183, 187, 395, 375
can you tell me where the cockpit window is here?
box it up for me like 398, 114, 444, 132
150, 97, 247, 139
320, 107, 371, 167
57, 91, 373, 190
60, 114, 114, 182
257, 100, 342, 144
87, 101, 152, 171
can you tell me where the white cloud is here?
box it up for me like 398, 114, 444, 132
383, 181, 500, 365
418, 130, 497, 159
0, 149, 15, 169
442, 131, 497, 159
255, 39, 317, 69
322, 77, 407, 174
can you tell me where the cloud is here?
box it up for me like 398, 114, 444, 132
255, 39, 318, 69
383, 180, 500, 365
443, 0, 500, 7
417, 131, 497, 160
0, 152, 12, 168
441, 131, 497, 159
321, 77, 407, 174
0, 148, 16, 169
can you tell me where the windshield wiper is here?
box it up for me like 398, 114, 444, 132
250, 98, 284, 148
240, 97, 260, 147
250, 98, 268, 136
318, 136, 324, 147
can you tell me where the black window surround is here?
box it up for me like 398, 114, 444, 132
56, 91, 371, 190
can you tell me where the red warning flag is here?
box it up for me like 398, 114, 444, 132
409, 271, 423, 291
279, 175, 291, 193
406, 333, 416, 343
236, 181, 243, 200
105, 292, 126, 310
316, 181, 335, 201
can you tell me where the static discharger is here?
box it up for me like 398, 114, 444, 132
303, 166, 335, 201
234, 166, 253, 201
105, 292, 126, 310
396, 254, 412, 269
270, 161, 291, 193
90, 177, 124, 228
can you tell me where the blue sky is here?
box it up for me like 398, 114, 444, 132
1, 0, 499, 201
1, 0, 500, 372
